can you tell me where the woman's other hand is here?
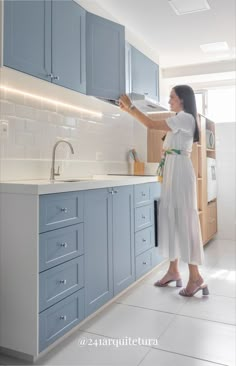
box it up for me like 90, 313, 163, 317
119, 94, 132, 111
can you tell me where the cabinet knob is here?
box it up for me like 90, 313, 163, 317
59, 279, 67, 285
142, 238, 147, 242
60, 315, 67, 321
141, 192, 146, 196
113, 189, 118, 194
61, 207, 68, 213
142, 215, 146, 219
46, 73, 53, 78
60, 242, 68, 248
52, 75, 60, 81
143, 261, 147, 265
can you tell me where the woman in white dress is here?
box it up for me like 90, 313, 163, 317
119, 85, 209, 297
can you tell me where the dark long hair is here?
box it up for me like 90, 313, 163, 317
173, 85, 199, 142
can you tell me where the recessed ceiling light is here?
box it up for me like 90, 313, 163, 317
200, 42, 229, 53
168, 0, 210, 15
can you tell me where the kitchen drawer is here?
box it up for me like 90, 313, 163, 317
39, 192, 84, 233
39, 288, 85, 352
135, 226, 154, 256
39, 256, 84, 312
207, 201, 217, 240
135, 249, 153, 279
134, 183, 152, 207
135, 204, 153, 232
39, 223, 84, 272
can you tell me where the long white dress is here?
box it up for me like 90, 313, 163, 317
158, 110, 204, 265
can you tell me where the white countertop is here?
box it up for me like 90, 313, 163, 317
0, 175, 159, 195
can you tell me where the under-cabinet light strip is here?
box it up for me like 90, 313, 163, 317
0, 85, 103, 118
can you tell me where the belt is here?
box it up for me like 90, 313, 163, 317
156, 149, 190, 182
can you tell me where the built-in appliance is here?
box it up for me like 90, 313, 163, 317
206, 129, 215, 149
207, 157, 217, 202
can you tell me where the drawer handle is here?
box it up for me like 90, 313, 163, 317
141, 192, 146, 197
142, 239, 147, 242
60, 315, 67, 321
143, 261, 147, 265
142, 215, 146, 219
60, 242, 68, 248
59, 279, 67, 285
61, 207, 68, 213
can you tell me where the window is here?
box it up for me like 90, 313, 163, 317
207, 87, 236, 123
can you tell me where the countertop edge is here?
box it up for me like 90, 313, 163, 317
0, 176, 159, 195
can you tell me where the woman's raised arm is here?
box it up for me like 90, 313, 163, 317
119, 94, 171, 131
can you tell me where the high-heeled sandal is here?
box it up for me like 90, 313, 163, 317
179, 279, 209, 297
154, 278, 183, 287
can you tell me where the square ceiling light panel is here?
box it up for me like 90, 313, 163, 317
168, 0, 210, 15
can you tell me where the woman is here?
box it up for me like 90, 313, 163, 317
119, 85, 209, 297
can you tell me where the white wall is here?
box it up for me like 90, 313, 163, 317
215, 122, 236, 241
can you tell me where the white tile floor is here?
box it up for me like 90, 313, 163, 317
0, 238, 235, 366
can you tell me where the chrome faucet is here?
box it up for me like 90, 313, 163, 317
50, 140, 74, 181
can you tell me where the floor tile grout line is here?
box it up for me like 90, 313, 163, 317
136, 347, 153, 366
151, 346, 231, 366
112, 301, 235, 327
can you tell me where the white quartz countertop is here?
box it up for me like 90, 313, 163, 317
0, 175, 159, 195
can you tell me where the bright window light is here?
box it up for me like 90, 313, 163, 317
207, 87, 236, 123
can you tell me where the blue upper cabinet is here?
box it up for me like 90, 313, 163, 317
4, 0, 51, 82
3, 0, 125, 99
127, 44, 159, 102
51, 0, 86, 93
86, 12, 125, 101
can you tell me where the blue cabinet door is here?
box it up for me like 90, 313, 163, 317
4, 0, 51, 81
131, 45, 159, 101
84, 189, 113, 316
51, 0, 86, 93
86, 12, 125, 101
112, 186, 135, 295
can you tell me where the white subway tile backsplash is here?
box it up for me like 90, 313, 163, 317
0, 89, 147, 181
15, 104, 36, 120
0, 100, 15, 115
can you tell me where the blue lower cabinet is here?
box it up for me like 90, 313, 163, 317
39, 289, 85, 352
39, 224, 84, 272
135, 248, 154, 280
39, 256, 84, 312
112, 186, 135, 295
135, 226, 154, 256
84, 189, 113, 317
135, 204, 153, 231
39, 191, 84, 233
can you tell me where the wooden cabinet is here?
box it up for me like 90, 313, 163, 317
3, 0, 125, 99
126, 43, 159, 101
147, 112, 217, 245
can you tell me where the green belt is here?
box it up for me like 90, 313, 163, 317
156, 149, 181, 182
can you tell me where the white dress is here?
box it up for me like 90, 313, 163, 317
158, 110, 204, 265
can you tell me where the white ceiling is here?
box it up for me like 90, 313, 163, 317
81, 0, 236, 69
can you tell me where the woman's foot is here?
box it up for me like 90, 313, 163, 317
179, 276, 209, 296
154, 270, 182, 287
